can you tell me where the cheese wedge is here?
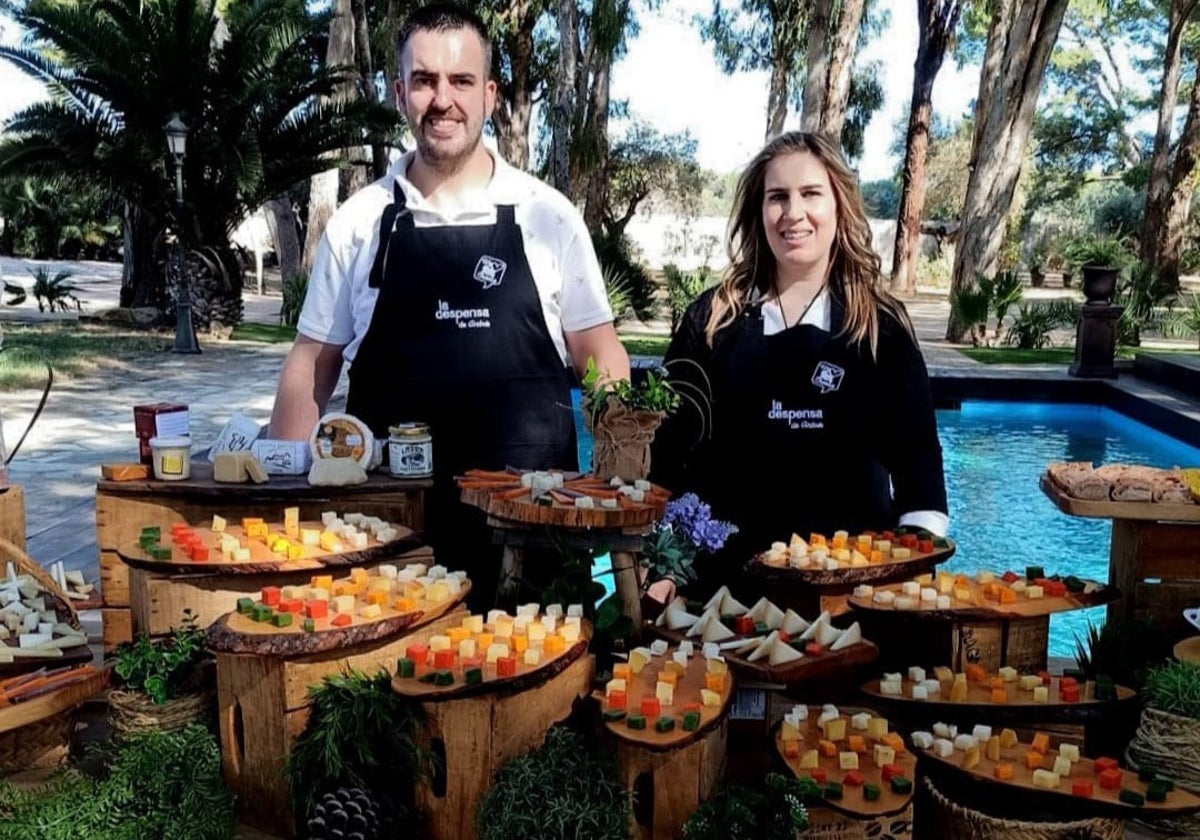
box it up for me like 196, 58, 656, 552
781, 609, 810, 636
746, 597, 785, 630
700, 619, 734, 642
768, 639, 804, 665
799, 610, 832, 641
746, 631, 780, 661
828, 621, 862, 651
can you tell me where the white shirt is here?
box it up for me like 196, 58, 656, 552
298, 150, 614, 365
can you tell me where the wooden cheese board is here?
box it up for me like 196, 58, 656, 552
861, 675, 1136, 711
1040, 474, 1200, 522
748, 538, 955, 586
118, 520, 423, 575
916, 733, 1200, 816
596, 646, 733, 751
393, 616, 592, 701
206, 579, 471, 658
648, 623, 877, 685
1175, 637, 1200, 665
457, 469, 670, 529
774, 706, 918, 818
847, 573, 1114, 620
0, 664, 110, 735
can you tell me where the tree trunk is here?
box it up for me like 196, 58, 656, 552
946, 0, 1068, 342
801, 0, 832, 132
264, 196, 302, 282
582, 59, 612, 232
551, 0, 578, 197
765, 57, 789, 140
121, 201, 163, 309
1140, 0, 1197, 265
496, 22, 536, 170
890, 0, 963, 297
351, 0, 388, 180
303, 0, 357, 273
818, 0, 867, 140
1154, 58, 1200, 289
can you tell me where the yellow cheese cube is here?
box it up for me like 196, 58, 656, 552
332, 595, 355, 614
544, 634, 565, 654
700, 689, 720, 707
287, 543, 305, 560
447, 627, 470, 645
350, 568, 368, 585
933, 667, 954, 683
1031, 769, 1060, 789
560, 623, 580, 643
822, 718, 846, 741
211, 515, 227, 533
428, 582, 450, 603
493, 616, 514, 638
606, 678, 627, 696
799, 749, 819, 769
629, 648, 651, 674
780, 721, 801, 741
462, 614, 484, 634
360, 603, 382, 619
866, 717, 888, 740
986, 735, 1001, 762
954, 586, 973, 602
664, 660, 686, 675
999, 728, 1019, 748
838, 751, 860, 770
233, 547, 251, 562
874, 745, 895, 767
486, 643, 510, 664
655, 681, 675, 706
301, 529, 321, 547
475, 632, 494, 651
964, 746, 981, 770
1019, 675, 1042, 691
892, 547, 911, 559
707, 657, 727, 675
657, 670, 679, 688
458, 639, 477, 659
527, 623, 547, 642
523, 648, 542, 666
429, 634, 451, 652
1033, 686, 1049, 702
319, 531, 342, 552
311, 574, 333, 591
1026, 585, 1044, 599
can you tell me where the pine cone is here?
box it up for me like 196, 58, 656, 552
305, 787, 384, 840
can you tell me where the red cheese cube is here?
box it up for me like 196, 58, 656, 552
608, 690, 628, 710
433, 649, 455, 669
1044, 580, 1066, 597
1098, 768, 1123, 790
809, 768, 828, 785
681, 702, 702, 713
171, 521, 190, 533
805, 642, 824, 655
917, 539, 934, 554
640, 697, 661, 718
461, 656, 484, 670
406, 644, 429, 664
279, 598, 304, 614
261, 586, 282, 606
330, 613, 352, 627
735, 615, 756, 636
1060, 684, 1081, 702
1001, 570, 1019, 583
496, 656, 517, 677
1039, 670, 1053, 686
881, 763, 905, 782
306, 600, 329, 619
777, 631, 791, 644
190, 546, 210, 562
900, 534, 918, 548
1059, 676, 1078, 689
843, 770, 864, 786
1094, 757, 1120, 774
1072, 780, 1094, 798
881, 531, 895, 541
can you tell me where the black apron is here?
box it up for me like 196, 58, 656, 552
346, 184, 576, 603
688, 298, 892, 588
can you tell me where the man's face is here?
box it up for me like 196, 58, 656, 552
397, 28, 496, 171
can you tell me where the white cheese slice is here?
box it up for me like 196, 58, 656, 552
815, 620, 842, 647
745, 631, 780, 662
829, 622, 862, 651
700, 619, 735, 642
780, 609, 810, 636
799, 610, 832, 641
768, 638, 804, 665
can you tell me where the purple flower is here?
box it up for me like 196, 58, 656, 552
662, 493, 738, 555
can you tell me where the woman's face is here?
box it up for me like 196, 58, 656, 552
761, 150, 838, 282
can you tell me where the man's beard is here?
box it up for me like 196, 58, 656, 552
414, 110, 481, 172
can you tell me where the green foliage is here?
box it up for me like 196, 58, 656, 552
663, 263, 714, 336
861, 179, 900, 218
581, 356, 681, 421
606, 121, 704, 232
27, 268, 81, 313
1115, 260, 1177, 347
1062, 234, 1133, 270
683, 772, 817, 839
592, 228, 657, 322
476, 727, 630, 840
540, 534, 632, 661
1004, 301, 1076, 350
1093, 187, 1144, 240
602, 264, 635, 327
0, 725, 234, 840
3, 281, 26, 307
0, 177, 122, 260
1167, 294, 1200, 349
982, 268, 1024, 339
949, 283, 990, 347
285, 668, 430, 821
640, 526, 698, 588
113, 611, 209, 704
279, 271, 308, 328
1073, 617, 1168, 691
1144, 661, 1200, 720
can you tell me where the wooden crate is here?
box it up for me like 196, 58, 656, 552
415, 653, 596, 840
856, 612, 1049, 675
97, 467, 428, 650
618, 721, 726, 840
215, 607, 466, 838
0, 486, 25, 554
1113, 520, 1200, 643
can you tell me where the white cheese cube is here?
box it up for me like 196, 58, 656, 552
911, 731, 935, 750
1019, 675, 1042, 691
1033, 686, 1049, 703
933, 722, 957, 739
879, 680, 902, 696
935, 595, 952, 610
894, 596, 917, 611
953, 734, 978, 752
1053, 756, 1072, 777
934, 738, 955, 758
998, 666, 1018, 682
853, 585, 873, 598
1059, 744, 1080, 762
1026, 585, 1044, 599
678, 640, 693, 657
972, 725, 993, 742
908, 666, 926, 683
567, 604, 583, 618
911, 685, 928, 700
901, 581, 921, 597
649, 639, 668, 656
920, 587, 938, 602
1032, 769, 1060, 789
921, 679, 942, 695
873, 591, 896, 605
838, 752, 859, 770
851, 712, 871, 731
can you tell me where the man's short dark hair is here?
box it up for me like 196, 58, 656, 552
397, 4, 493, 74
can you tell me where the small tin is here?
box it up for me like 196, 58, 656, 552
388, 423, 433, 478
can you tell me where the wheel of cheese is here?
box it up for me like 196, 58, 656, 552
309, 412, 375, 470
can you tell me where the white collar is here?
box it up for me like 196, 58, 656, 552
389, 147, 524, 215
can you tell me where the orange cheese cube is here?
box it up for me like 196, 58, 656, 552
999, 587, 1018, 604
1031, 733, 1050, 754
311, 574, 333, 591
994, 763, 1015, 781
512, 634, 529, 654
1025, 751, 1044, 770
881, 732, 906, 755
350, 568, 369, 586
783, 740, 802, 758
447, 627, 470, 645
991, 688, 1008, 704
705, 672, 725, 692
476, 632, 494, 651
990, 676, 1005, 690
818, 739, 838, 757
869, 549, 884, 563
544, 634, 565, 654
365, 590, 388, 607
658, 670, 679, 688
393, 597, 416, 612
847, 735, 866, 753
613, 663, 631, 681
966, 664, 987, 683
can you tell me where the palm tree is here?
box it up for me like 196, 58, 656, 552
0, 0, 397, 326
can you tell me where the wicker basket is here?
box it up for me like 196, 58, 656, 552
0, 709, 75, 773
1127, 706, 1200, 837
108, 687, 213, 737
920, 775, 1123, 840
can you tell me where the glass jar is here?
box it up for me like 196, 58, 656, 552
149, 435, 192, 481
387, 423, 433, 478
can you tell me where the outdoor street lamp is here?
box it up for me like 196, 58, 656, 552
165, 114, 200, 354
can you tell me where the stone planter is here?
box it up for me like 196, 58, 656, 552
1081, 264, 1119, 305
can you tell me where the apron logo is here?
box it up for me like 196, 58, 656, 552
811, 361, 845, 394
473, 255, 507, 289
435, 299, 491, 329
767, 400, 824, 430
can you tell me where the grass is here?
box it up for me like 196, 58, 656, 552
957, 347, 1078, 365
0, 322, 167, 390
619, 335, 670, 357
229, 322, 297, 343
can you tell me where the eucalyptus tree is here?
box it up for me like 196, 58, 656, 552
0, 0, 396, 322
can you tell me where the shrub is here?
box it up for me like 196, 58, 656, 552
28, 268, 82, 313
1004, 302, 1073, 349
915, 249, 954, 289
949, 284, 990, 347
592, 229, 657, 322
683, 773, 817, 839
113, 611, 209, 704
663, 262, 714, 335
1062, 234, 1133, 271
1116, 261, 1177, 346
279, 271, 308, 328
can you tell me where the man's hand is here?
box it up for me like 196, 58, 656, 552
268, 335, 345, 439
646, 578, 677, 605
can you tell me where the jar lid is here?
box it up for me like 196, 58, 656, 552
389, 423, 430, 437
149, 435, 191, 448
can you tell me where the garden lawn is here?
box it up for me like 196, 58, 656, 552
0, 322, 167, 390
619, 335, 670, 357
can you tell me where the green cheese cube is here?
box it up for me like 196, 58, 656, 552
863, 784, 881, 802
151, 546, 173, 561
1064, 575, 1086, 593
236, 597, 255, 614
272, 612, 293, 628
655, 716, 675, 733
682, 711, 701, 731
603, 709, 626, 723
824, 782, 843, 800
419, 672, 438, 684
754, 621, 769, 635
627, 714, 647, 731
140, 526, 161, 540
1119, 788, 1145, 807
433, 670, 454, 686
1147, 781, 1170, 803
890, 776, 912, 794
302, 618, 316, 633
1138, 766, 1158, 782
1026, 565, 1045, 581
932, 537, 949, 549
464, 667, 483, 686
251, 605, 273, 622
396, 658, 416, 678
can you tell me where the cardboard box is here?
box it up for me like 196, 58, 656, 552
134, 403, 189, 464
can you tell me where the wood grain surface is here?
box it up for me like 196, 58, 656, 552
1040, 475, 1200, 522
747, 541, 955, 586
98, 459, 432, 496
860, 676, 1135, 712
847, 576, 1114, 620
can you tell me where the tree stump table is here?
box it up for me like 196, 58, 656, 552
0, 486, 24, 553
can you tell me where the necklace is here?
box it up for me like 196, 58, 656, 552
773, 281, 827, 329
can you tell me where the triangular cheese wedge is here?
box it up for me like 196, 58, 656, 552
829, 621, 862, 651
663, 606, 700, 631
733, 636, 761, 655
746, 598, 785, 630
701, 619, 735, 642
789, 532, 809, 553
685, 609, 715, 638
815, 620, 842, 647
746, 630, 779, 662
718, 591, 749, 616
781, 609, 809, 636
704, 586, 732, 613
769, 639, 805, 665
655, 597, 689, 626
799, 610, 831, 641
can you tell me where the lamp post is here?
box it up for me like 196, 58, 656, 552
165, 114, 200, 354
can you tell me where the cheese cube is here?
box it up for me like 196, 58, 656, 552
839, 751, 859, 770
964, 746, 981, 770
1026, 585, 1044, 599
523, 648, 542, 666
1032, 769, 1060, 789
332, 595, 356, 614
908, 666, 926, 683
853, 585, 874, 598
655, 681, 675, 706
894, 596, 917, 611
486, 643, 510, 664
950, 680, 968, 702
780, 721, 802, 742
911, 685, 928, 700
874, 745, 895, 767
211, 515, 227, 533
911, 731, 934, 750
953, 586, 973, 602
977, 571, 994, 584
1020, 674, 1042, 691
901, 581, 921, 597
799, 750, 819, 769
873, 591, 896, 605
629, 647, 652, 674
953, 734, 978, 752
1059, 744, 1080, 762
920, 587, 938, 602
429, 634, 452, 652
879, 680, 902, 696
458, 639, 477, 659
649, 639, 668, 656
972, 725, 993, 742
560, 623, 581, 644
817, 708, 839, 727
1033, 686, 1049, 703
822, 718, 846, 741
933, 722, 957, 739
360, 603, 382, 619
998, 666, 1018, 683
700, 689, 720, 707
934, 738, 954, 758
935, 595, 952, 609
986, 735, 1001, 762
851, 712, 871, 731
867, 717, 889, 740
1053, 755, 1072, 777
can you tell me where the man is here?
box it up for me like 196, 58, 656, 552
269, 4, 629, 605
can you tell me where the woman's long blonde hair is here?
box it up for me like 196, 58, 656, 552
705, 131, 913, 356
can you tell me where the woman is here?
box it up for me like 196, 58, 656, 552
651, 132, 948, 591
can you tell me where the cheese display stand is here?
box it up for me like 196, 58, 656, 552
97, 460, 430, 650
595, 642, 733, 839
745, 529, 956, 616
208, 566, 469, 835
847, 569, 1112, 675
0, 485, 25, 553
391, 609, 596, 840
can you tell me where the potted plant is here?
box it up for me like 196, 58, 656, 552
581, 356, 680, 481
1126, 660, 1200, 835
1063, 234, 1131, 304
1027, 247, 1047, 288
109, 610, 214, 736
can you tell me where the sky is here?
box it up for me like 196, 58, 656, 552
0, 0, 981, 181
